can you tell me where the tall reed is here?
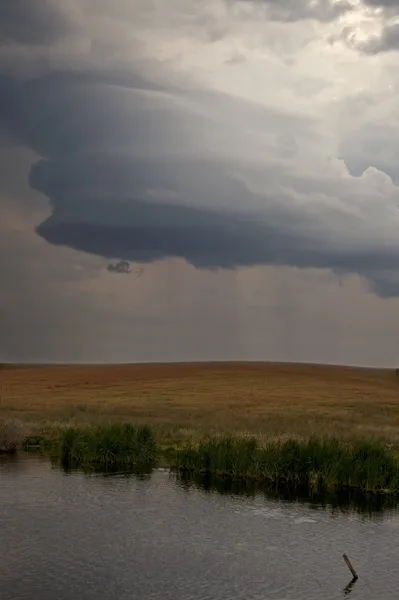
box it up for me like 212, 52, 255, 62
172, 436, 399, 493
56, 423, 157, 467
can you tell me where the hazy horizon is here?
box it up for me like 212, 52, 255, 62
1, 359, 395, 372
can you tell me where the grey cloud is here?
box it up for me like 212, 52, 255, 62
339, 0, 399, 54
0, 69, 314, 161
3, 0, 399, 368
369, 273, 399, 299
225, 54, 248, 66
1, 63, 399, 298
35, 199, 304, 269
0, 0, 73, 46
359, 23, 399, 54
107, 260, 132, 274
362, 0, 399, 10
252, 0, 352, 22
35, 197, 399, 299
0, 70, 170, 157
339, 125, 399, 184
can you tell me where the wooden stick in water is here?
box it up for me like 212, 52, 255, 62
343, 554, 358, 580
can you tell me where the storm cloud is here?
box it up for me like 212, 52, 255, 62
0, 0, 74, 46
2, 0, 399, 365
1, 56, 399, 297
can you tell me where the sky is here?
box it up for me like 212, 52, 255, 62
1, 0, 399, 366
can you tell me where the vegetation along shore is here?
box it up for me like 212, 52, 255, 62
2, 362, 399, 493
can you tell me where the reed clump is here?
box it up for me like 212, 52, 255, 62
55, 423, 157, 467
172, 436, 399, 493
0, 418, 26, 453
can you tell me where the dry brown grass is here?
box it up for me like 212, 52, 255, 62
1, 362, 399, 445
0, 418, 27, 453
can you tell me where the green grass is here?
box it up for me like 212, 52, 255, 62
15, 420, 399, 494
52, 423, 157, 467
171, 435, 399, 493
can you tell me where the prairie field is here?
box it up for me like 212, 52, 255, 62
1, 362, 399, 445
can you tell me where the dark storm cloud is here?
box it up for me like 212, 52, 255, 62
35, 197, 399, 282
0, 70, 169, 156
1, 65, 399, 297
0, 0, 73, 46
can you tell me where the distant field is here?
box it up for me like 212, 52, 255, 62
1, 362, 399, 445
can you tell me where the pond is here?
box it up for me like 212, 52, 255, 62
1, 454, 398, 599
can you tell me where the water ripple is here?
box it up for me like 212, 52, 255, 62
0, 456, 398, 600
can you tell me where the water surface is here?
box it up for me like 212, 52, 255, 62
1, 455, 398, 600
